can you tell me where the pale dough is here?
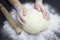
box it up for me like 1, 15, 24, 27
23, 8, 49, 34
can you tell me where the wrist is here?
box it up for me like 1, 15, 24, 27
14, 1, 22, 8
9, 0, 23, 10
35, 0, 42, 3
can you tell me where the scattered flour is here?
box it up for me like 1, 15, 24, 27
2, 3, 60, 40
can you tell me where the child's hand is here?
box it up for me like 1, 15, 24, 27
8, 0, 26, 27
17, 5, 26, 27
34, 2, 50, 20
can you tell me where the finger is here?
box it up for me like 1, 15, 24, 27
46, 12, 50, 20
18, 16, 24, 26
45, 16, 50, 21
44, 8, 50, 20
38, 3, 46, 13
43, 10, 50, 20
38, 3, 47, 17
23, 7, 27, 16
20, 16, 25, 23
38, 3, 50, 20
36, 7, 41, 12
19, 11, 26, 23
37, 3, 47, 18
34, 5, 41, 12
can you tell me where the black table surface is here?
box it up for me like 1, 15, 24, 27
0, 0, 60, 40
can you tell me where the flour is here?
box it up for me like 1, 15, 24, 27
2, 3, 60, 40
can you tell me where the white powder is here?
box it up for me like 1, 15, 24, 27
2, 3, 60, 40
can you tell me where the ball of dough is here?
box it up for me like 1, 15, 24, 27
23, 8, 49, 34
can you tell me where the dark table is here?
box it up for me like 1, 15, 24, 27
0, 0, 60, 40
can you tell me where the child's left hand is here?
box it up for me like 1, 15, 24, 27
34, 1, 50, 20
